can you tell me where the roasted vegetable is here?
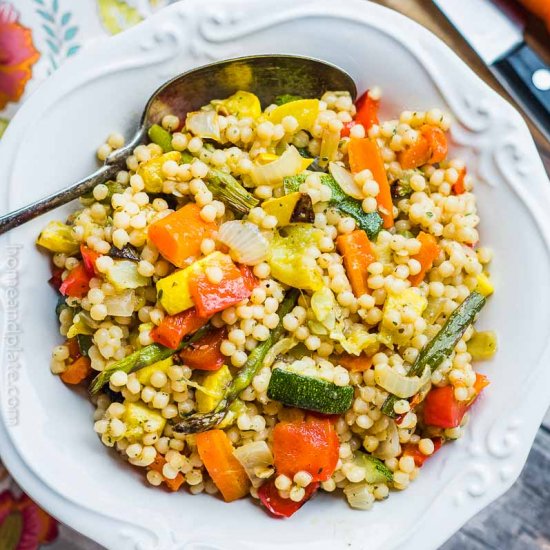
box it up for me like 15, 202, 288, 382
137, 151, 181, 193
467, 331, 498, 360
268, 224, 324, 291
284, 173, 383, 240
172, 289, 299, 433
353, 451, 393, 483
106, 260, 150, 291
196, 365, 233, 413
109, 244, 141, 262
267, 368, 353, 414
261, 192, 314, 226
267, 99, 319, 132
89, 325, 209, 394
212, 90, 261, 119
36, 221, 79, 254
258, 479, 318, 518
148, 124, 173, 152
382, 291, 487, 417
123, 401, 166, 442
205, 168, 259, 215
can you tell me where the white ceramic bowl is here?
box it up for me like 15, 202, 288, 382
1, 1, 550, 548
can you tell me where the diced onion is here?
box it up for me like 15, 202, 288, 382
186, 110, 221, 141
104, 289, 135, 317
374, 419, 401, 460
344, 483, 375, 510
374, 364, 431, 398
233, 441, 274, 488
262, 337, 297, 369
329, 162, 363, 199
250, 145, 304, 187
218, 220, 269, 265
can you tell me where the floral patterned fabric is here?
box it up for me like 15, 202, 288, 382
0, 2, 176, 547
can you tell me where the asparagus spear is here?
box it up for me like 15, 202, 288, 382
148, 124, 173, 153
89, 325, 210, 395
172, 289, 299, 434
205, 168, 259, 215
381, 291, 487, 418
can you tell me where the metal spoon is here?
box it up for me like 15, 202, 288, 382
0, 54, 356, 235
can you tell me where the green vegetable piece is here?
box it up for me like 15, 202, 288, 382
76, 334, 94, 357
89, 326, 210, 394
267, 368, 353, 414
382, 291, 487, 417
172, 289, 299, 433
353, 451, 394, 483
467, 330, 497, 360
296, 147, 313, 159
284, 173, 383, 239
275, 94, 303, 106
82, 180, 126, 204
205, 168, 259, 215
148, 124, 173, 152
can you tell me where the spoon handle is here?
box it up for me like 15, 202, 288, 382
0, 163, 120, 235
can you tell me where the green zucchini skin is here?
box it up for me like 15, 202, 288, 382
267, 368, 354, 415
382, 291, 487, 417
354, 452, 394, 483
284, 174, 383, 239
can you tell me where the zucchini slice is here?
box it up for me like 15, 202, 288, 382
267, 368, 353, 414
353, 451, 393, 483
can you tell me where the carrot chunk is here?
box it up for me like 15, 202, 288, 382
348, 137, 394, 228
61, 356, 92, 385
149, 454, 185, 491
336, 229, 376, 297
196, 430, 250, 502
151, 308, 209, 350
409, 232, 440, 286
148, 203, 217, 268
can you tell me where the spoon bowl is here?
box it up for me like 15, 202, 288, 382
0, 54, 356, 234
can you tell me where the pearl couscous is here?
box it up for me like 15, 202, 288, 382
38, 87, 496, 516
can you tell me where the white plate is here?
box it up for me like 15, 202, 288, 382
1, 1, 550, 548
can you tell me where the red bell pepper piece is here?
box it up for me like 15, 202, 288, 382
59, 264, 91, 298
240, 264, 258, 292
80, 244, 100, 276
49, 265, 64, 291
423, 373, 489, 428
258, 479, 319, 518
188, 255, 253, 317
402, 437, 443, 467
273, 417, 339, 482
178, 327, 226, 371
341, 90, 380, 137
151, 308, 210, 350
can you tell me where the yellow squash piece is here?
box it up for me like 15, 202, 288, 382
156, 251, 226, 315
106, 260, 150, 291
475, 273, 494, 297
136, 357, 174, 385
268, 225, 324, 291
267, 99, 320, 132
36, 221, 79, 254
262, 192, 306, 226
257, 153, 313, 172
215, 91, 261, 119
196, 365, 233, 413
380, 289, 428, 346
137, 151, 181, 193
123, 400, 166, 443
467, 331, 498, 360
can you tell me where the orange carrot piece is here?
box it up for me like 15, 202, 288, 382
148, 203, 217, 268
60, 356, 92, 385
348, 138, 394, 228
421, 124, 448, 164
334, 353, 373, 372
452, 167, 466, 195
409, 232, 440, 286
336, 229, 376, 297
398, 135, 431, 169
196, 430, 250, 502
149, 454, 185, 491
